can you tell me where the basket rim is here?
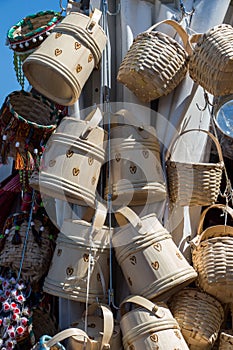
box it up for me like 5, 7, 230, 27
7, 10, 62, 44
2, 90, 59, 130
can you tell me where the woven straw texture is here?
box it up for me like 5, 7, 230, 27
31, 308, 58, 343
169, 288, 224, 350
7, 11, 62, 53
117, 19, 189, 102
189, 24, 233, 96
0, 211, 56, 283
219, 330, 233, 350
166, 129, 224, 206
191, 204, 233, 304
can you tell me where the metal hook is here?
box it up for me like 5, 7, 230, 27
196, 91, 214, 111
59, 0, 66, 13
107, 2, 121, 16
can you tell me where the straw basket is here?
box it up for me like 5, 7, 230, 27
43, 203, 110, 304
166, 128, 224, 207
0, 210, 57, 283
117, 19, 190, 103
189, 24, 233, 96
219, 330, 233, 350
191, 204, 233, 304
169, 288, 224, 349
113, 207, 197, 301
30, 107, 106, 206
105, 110, 166, 206
120, 295, 190, 350
0, 90, 60, 168
23, 9, 107, 106
67, 303, 122, 350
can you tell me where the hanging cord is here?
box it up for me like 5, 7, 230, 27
100, 0, 119, 310
173, 0, 195, 29
207, 97, 233, 207
83, 227, 96, 350
16, 189, 36, 283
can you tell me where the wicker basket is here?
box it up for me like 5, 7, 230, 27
0, 90, 61, 168
166, 128, 224, 207
189, 24, 233, 96
7, 11, 62, 54
0, 210, 57, 283
169, 288, 224, 349
117, 19, 190, 102
191, 204, 233, 304
31, 308, 59, 343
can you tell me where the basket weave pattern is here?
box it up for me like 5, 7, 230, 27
169, 288, 224, 349
219, 331, 233, 350
117, 19, 189, 102
0, 212, 56, 282
166, 129, 224, 206
191, 204, 233, 304
189, 24, 233, 96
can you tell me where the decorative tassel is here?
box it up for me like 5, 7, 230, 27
15, 146, 24, 170
1, 136, 9, 164
26, 150, 34, 171
11, 225, 21, 245
31, 222, 41, 246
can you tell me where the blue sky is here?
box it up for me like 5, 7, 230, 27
0, 0, 61, 105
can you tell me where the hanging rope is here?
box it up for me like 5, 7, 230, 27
100, 0, 119, 310
16, 189, 36, 282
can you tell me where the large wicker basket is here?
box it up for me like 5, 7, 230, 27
166, 128, 224, 207
169, 288, 224, 349
117, 19, 190, 102
189, 24, 233, 96
191, 204, 233, 304
0, 210, 57, 283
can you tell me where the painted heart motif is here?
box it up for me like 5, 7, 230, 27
72, 167, 80, 176
55, 33, 62, 39
142, 150, 149, 158
153, 243, 162, 252
129, 165, 137, 174
55, 48, 62, 56
75, 42, 81, 49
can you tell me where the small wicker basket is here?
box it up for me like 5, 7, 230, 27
191, 204, 233, 304
166, 128, 224, 207
7, 10, 62, 54
189, 24, 233, 96
0, 210, 57, 283
117, 19, 190, 102
169, 288, 224, 350
0, 90, 61, 168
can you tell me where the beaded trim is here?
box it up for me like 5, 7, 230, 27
7, 10, 62, 50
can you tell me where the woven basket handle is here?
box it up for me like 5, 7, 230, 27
40, 328, 91, 348
166, 128, 224, 164
190, 204, 233, 248
120, 295, 164, 318
146, 19, 192, 55
197, 204, 233, 235
115, 207, 144, 231
80, 107, 103, 139
84, 303, 114, 349
112, 109, 150, 139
